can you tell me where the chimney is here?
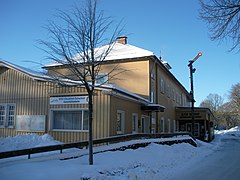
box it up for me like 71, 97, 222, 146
117, 36, 127, 44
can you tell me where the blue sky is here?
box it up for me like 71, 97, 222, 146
0, 0, 239, 105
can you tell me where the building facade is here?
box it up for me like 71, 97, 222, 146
0, 37, 213, 142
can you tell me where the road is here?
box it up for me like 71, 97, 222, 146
170, 138, 240, 180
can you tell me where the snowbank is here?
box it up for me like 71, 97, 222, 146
215, 126, 240, 138
0, 128, 239, 180
0, 134, 61, 152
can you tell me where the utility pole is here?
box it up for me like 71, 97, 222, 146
188, 52, 202, 137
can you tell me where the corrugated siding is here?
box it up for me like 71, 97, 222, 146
0, 68, 49, 137
49, 89, 110, 142
0, 67, 111, 142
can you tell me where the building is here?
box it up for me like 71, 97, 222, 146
176, 107, 215, 141
0, 37, 213, 142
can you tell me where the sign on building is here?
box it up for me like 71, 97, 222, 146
50, 96, 89, 105
16, 115, 46, 132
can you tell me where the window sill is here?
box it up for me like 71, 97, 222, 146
51, 129, 89, 132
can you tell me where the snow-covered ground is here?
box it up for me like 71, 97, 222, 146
0, 127, 240, 180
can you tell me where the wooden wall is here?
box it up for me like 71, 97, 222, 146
0, 67, 111, 142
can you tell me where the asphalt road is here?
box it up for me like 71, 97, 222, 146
170, 138, 240, 180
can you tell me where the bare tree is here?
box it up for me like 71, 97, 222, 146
200, 93, 224, 128
199, 0, 240, 52
39, 0, 123, 165
229, 83, 240, 118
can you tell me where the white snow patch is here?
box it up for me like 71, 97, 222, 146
0, 127, 239, 180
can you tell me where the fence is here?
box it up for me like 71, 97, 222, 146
0, 132, 195, 159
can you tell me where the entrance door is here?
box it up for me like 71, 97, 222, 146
186, 123, 200, 137
141, 116, 150, 133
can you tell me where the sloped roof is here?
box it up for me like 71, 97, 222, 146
43, 42, 155, 68
0, 59, 161, 107
0, 59, 53, 81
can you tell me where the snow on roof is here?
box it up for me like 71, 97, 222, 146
0, 59, 161, 106
43, 42, 155, 68
0, 59, 53, 81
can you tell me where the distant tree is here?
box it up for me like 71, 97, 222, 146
228, 83, 240, 124
218, 102, 239, 128
199, 0, 240, 52
39, 0, 123, 165
200, 93, 224, 128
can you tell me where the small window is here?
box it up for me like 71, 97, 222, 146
0, 105, 6, 127
150, 91, 154, 103
96, 73, 108, 84
0, 104, 15, 128
168, 119, 171, 133
160, 79, 164, 94
161, 117, 165, 133
167, 84, 170, 97
117, 110, 125, 134
132, 113, 138, 133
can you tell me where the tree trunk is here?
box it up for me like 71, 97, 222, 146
88, 91, 93, 165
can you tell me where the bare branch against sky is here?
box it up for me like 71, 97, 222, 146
199, 0, 240, 52
38, 0, 123, 165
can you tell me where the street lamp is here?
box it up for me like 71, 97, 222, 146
188, 52, 202, 137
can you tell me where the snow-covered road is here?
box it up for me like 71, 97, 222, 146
0, 127, 240, 180
170, 138, 240, 180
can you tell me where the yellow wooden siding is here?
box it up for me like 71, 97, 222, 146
0, 67, 111, 142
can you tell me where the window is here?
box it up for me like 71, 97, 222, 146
173, 120, 177, 132
0, 104, 15, 128
117, 110, 125, 134
167, 84, 170, 97
52, 109, 88, 131
160, 79, 164, 94
96, 73, 108, 84
150, 91, 155, 103
168, 119, 171, 133
132, 113, 138, 133
161, 117, 165, 133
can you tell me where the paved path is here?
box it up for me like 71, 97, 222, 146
170, 138, 240, 180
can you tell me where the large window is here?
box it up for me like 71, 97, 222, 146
0, 104, 15, 128
52, 109, 88, 131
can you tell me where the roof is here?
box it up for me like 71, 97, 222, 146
0, 59, 164, 109
0, 59, 53, 81
43, 42, 155, 68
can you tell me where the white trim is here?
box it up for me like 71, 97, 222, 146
49, 108, 89, 131
117, 110, 125, 134
161, 117, 165, 133
0, 103, 16, 128
168, 118, 171, 133
132, 113, 138, 133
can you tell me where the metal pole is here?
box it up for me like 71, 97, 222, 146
189, 62, 195, 137
187, 52, 202, 138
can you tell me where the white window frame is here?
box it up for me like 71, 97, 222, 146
160, 79, 165, 94
167, 83, 170, 97
150, 91, 154, 103
132, 113, 138, 133
161, 117, 165, 133
117, 110, 125, 134
173, 120, 177, 132
168, 119, 171, 133
50, 108, 89, 132
0, 103, 15, 128
96, 73, 108, 85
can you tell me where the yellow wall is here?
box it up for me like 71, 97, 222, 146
0, 67, 111, 142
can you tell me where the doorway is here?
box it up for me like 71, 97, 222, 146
141, 116, 150, 133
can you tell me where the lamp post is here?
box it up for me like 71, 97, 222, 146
188, 52, 202, 137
